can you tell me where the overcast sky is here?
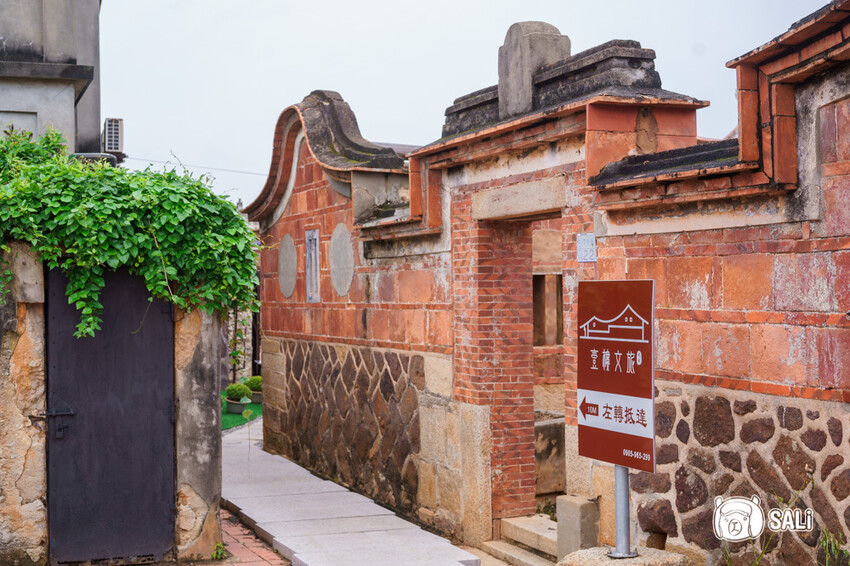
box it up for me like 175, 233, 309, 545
100, 1, 826, 207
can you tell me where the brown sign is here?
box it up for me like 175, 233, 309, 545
577, 280, 655, 472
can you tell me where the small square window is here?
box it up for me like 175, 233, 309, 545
533, 274, 563, 346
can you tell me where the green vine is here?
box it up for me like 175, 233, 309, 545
0, 128, 259, 337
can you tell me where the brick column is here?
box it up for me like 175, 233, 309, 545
452, 196, 536, 519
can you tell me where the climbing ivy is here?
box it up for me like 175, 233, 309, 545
0, 128, 259, 337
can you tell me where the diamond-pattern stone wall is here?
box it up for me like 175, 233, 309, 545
262, 338, 423, 514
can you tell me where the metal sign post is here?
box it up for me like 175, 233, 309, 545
611, 465, 637, 558
576, 280, 655, 559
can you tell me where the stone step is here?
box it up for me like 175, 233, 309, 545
501, 515, 558, 558
480, 540, 555, 566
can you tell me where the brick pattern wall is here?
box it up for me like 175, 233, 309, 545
560, 168, 598, 426
259, 141, 449, 522
448, 153, 586, 519
592, 93, 850, 400
259, 143, 451, 353
451, 197, 535, 518
595, 218, 850, 401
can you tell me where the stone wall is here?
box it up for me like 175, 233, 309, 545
263, 338, 423, 514
416, 354, 492, 544
175, 309, 224, 559
0, 243, 47, 566
632, 381, 850, 564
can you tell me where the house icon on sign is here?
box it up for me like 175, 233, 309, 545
579, 304, 649, 343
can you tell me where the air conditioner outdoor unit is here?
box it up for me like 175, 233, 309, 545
102, 118, 123, 154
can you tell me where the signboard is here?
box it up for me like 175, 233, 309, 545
577, 280, 655, 472
576, 233, 597, 263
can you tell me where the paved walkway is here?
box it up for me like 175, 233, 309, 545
222, 419, 480, 566
220, 507, 290, 565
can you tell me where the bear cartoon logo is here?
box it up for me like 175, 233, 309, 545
713, 495, 766, 542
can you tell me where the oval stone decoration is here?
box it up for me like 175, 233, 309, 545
277, 233, 297, 298
329, 223, 354, 296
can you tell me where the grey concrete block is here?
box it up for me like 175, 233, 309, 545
471, 177, 566, 221
556, 494, 599, 560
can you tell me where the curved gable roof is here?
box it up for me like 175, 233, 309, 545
244, 90, 406, 222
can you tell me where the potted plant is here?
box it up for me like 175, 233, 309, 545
224, 383, 252, 414
245, 376, 262, 403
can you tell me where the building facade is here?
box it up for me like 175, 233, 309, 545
247, 3, 850, 562
0, 0, 101, 152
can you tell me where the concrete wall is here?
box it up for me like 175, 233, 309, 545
0, 81, 76, 143
0, 244, 223, 564
73, 0, 101, 153
0, 0, 101, 151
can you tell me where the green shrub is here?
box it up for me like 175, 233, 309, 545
225, 383, 251, 402
0, 128, 259, 337
245, 376, 262, 391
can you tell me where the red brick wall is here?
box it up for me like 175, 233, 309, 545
451, 195, 536, 518
597, 204, 850, 403
259, 143, 452, 354
560, 171, 599, 426
446, 157, 588, 519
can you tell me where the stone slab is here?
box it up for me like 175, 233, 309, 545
459, 546, 512, 566
471, 177, 566, 220
285, 529, 480, 566
275, 528, 457, 559
501, 514, 557, 557
223, 478, 346, 499
556, 547, 690, 566
256, 514, 418, 538
481, 540, 555, 566
234, 491, 393, 524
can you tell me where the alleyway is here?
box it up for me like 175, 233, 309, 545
222, 419, 481, 566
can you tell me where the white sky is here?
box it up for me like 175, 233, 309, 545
100, 1, 827, 207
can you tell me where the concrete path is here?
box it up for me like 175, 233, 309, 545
222, 419, 481, 566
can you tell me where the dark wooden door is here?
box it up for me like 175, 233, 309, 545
47, 268, 175, 564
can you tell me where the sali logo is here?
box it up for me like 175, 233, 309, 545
713, 496, 814, 542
